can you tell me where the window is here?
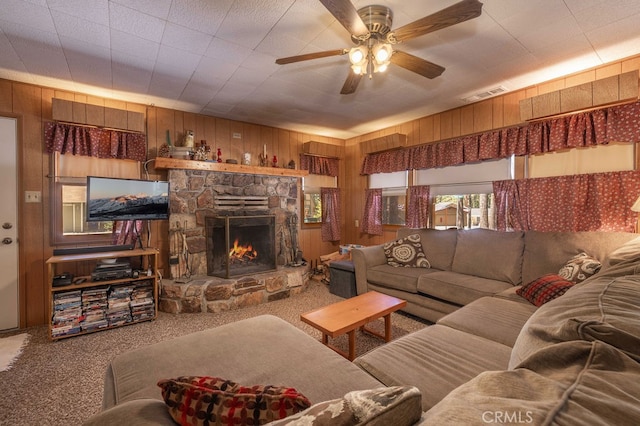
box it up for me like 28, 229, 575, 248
302, 174, 337, 224
51, 153, 140, 245
415, 157, 513, 230
369, 171, 407, 226
527, 143, 634, 178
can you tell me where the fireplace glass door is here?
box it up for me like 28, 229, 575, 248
206, 215, 276, 278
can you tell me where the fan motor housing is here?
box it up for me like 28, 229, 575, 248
357, 5, 393, 37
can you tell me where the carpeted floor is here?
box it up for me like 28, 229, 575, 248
0, 282, 428, 426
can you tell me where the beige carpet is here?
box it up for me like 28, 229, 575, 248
0, 282, 428, 426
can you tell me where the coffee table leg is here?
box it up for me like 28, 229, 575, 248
348, 330, 356, 361
384, 313, 391, 342
322, 333, 329, 345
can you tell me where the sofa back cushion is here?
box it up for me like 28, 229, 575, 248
396, 228, 457, 271
450, 229, 524, 285
509, 272, 640, 369
521, 231, 636, 285
423, 341, 640, 425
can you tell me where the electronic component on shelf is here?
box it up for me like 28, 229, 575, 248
52, 273, 74, 287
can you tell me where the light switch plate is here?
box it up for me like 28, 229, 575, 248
25, 191, 41, 203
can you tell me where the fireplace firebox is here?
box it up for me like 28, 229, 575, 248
206, 215, 277, 278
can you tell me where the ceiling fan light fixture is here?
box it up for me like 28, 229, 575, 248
372, 43, 392, 63
349, 46, 368, 65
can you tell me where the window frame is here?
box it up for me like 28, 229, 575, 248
369, 171, 408, 227
301, 174, 338, 227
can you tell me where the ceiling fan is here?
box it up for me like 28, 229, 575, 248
275, 0, 483, 94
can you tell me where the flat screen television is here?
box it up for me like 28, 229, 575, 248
86, 176, 170, 222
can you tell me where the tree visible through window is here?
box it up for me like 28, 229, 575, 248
434, 194, 495, 230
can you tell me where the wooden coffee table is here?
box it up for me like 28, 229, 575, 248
300, 291, 407, 361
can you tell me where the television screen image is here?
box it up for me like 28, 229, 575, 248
86, 176, 170, 222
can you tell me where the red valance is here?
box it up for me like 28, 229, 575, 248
361, 101, 640, 175
299, 154, 339, 177
45, 122, 147, 162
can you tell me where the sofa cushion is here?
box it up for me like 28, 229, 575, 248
521, 231, 636, 285
354, 324, 511, 410
269, 386, 422, 426
437, 297, 537, 347
601, 235, 640, 270
102, 315, 382, 410
422, 340, 640, 425
558, 252, 601, 283
509, 274, 640, 369
367, 264, 434, 294
157, 376, 311, 425
451, 229, 524, 285
516, 273, 575, 307
383, 234, 430, 268
417, 271, 512, 306
396, 229, 457, 271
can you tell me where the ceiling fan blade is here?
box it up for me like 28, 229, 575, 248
275, 49, 347, 65
319, 0, 369, 37
390, 50, 445, 79
389, 0, 483, 43
340, 71, 363, 94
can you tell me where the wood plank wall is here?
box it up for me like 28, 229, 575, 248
2, 53, 640, 327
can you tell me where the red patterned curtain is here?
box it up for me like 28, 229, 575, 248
406, 185, 430, 228
493, 170, 640, 232
361, 101, 640, 175
299, 154, 339, 177
112, 220, 143, 246
362, 189, 383, 235
321, 187, 341, 242
45, 122, 147, 162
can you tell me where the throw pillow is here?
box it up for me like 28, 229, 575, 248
558, 252, 602, 283
383, 234, 430, 268
157, 376, 311, 426
516, 274, 575, 307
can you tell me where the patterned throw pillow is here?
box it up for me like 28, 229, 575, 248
383, 234, 430, 268
516, 274, 575, 307
558, 252, 602, 283
157, 376, 311, 426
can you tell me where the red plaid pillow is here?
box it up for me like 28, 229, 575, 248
158, 376, 311, 426
516, 274, 575, 307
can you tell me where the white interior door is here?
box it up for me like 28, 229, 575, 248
0, 117, 19, 331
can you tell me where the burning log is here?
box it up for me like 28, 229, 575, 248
229, 239, 258, 263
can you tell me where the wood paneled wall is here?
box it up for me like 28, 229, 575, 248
3, 53, 640, 327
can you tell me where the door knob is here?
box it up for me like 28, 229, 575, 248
2, 223, 12, 229
2, 237, 12, 244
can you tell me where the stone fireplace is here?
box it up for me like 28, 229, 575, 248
206, 215, 277, 278
167, 169, 300, 277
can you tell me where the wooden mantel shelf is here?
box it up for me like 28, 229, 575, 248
154, 157, 308, 177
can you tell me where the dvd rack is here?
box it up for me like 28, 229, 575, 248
46, 248, 158, 340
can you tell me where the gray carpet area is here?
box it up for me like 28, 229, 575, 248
0, 282, 428, 426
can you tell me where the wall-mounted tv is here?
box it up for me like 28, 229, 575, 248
86, 176, 170, 222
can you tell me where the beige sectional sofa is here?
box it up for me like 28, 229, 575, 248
352, 228, 636, 322
85, 232, 640, 425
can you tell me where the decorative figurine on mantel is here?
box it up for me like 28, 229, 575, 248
272, 155, 278, 167
216, 148, 222, 163
183, 130, 195, 148
243, 152, 251, 165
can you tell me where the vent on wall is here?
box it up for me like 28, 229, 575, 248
461, 86, 508, 103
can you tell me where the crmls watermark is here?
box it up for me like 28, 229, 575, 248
482, 411, 534, 424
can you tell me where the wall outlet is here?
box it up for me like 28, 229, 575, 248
232, 132, 242, 139
25, 191, 41, 203
355, 219, 359, 227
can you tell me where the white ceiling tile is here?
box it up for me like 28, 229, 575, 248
112, 60, 153, 93
110, 29, 160, 62
47, 0, 110, 26
161, 22, 213, 55
52, 10, 110, 49
111, 0, 172, 20
0, 0, 55, 32
109, 2, 166, 42
204, 37, 252, 64
167, 0, 235, 35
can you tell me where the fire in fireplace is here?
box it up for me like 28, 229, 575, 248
206, 215, 277, 278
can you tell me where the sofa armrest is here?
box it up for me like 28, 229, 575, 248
352, 246, 387, 295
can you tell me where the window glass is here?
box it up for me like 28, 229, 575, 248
370, 171, 408, 226
415, 158, 511, 230
302, 174, 337, 224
